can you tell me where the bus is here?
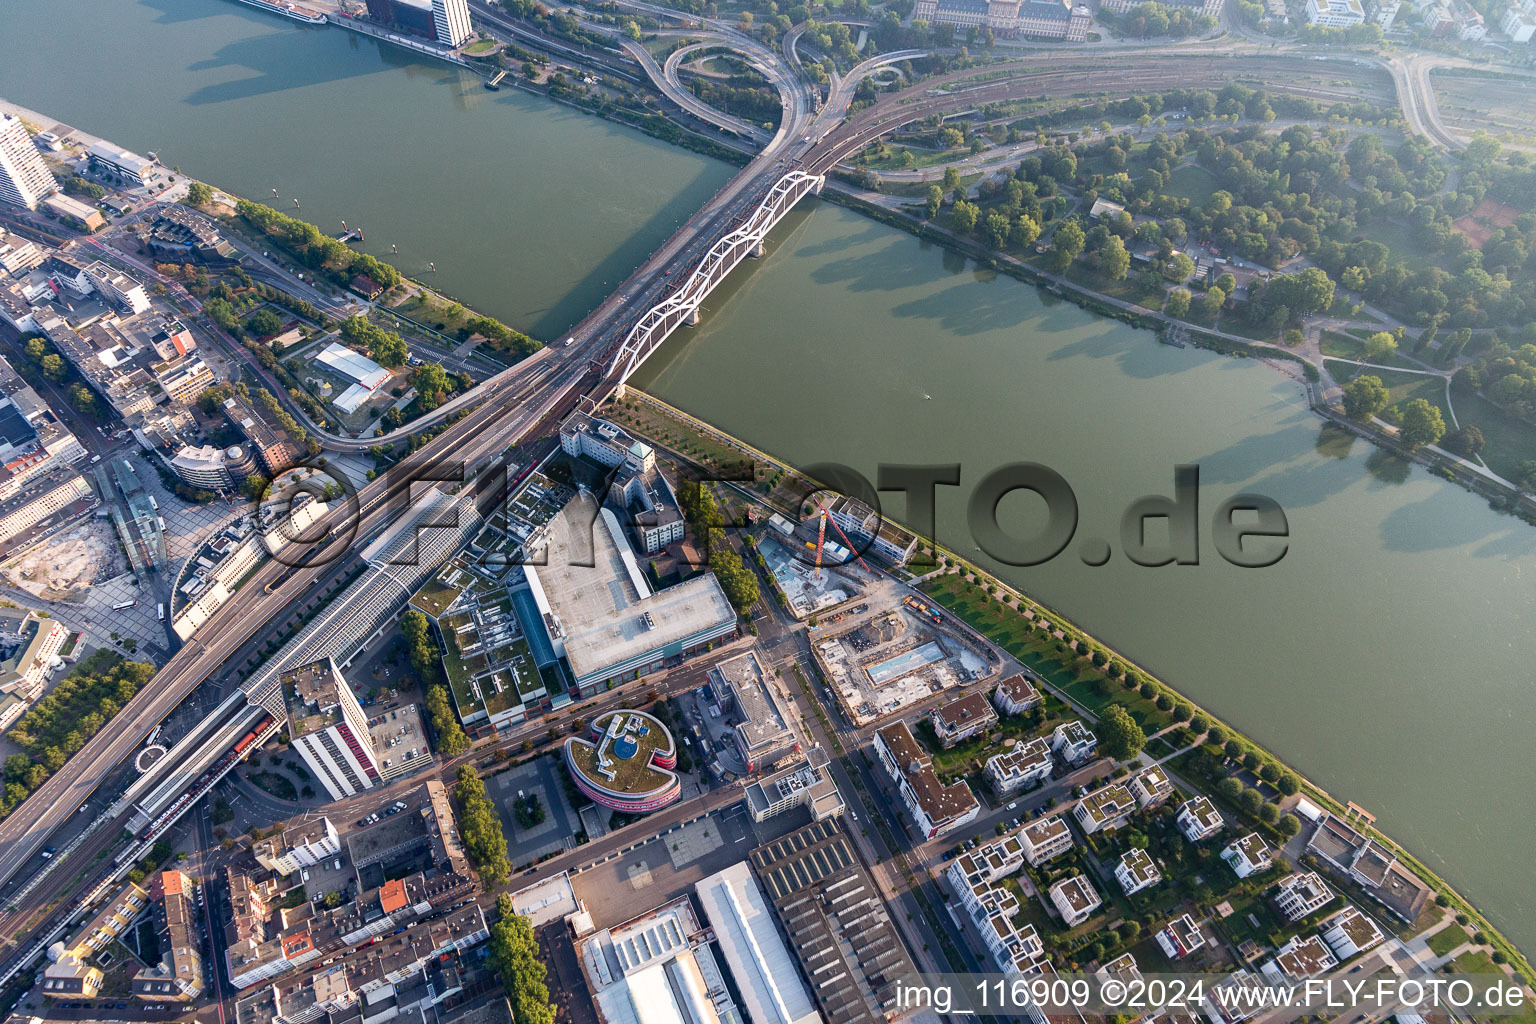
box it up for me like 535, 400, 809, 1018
111, 600, 136, 611
157, 603, 166, 621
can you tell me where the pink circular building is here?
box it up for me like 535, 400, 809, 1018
564, 709, 681, 813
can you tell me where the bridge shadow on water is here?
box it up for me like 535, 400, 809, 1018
524, 162, 732, 343
180, 18, 420, 105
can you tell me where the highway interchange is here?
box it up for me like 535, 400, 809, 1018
0, 0, 1519, 996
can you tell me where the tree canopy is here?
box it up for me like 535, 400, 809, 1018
1096, 704, 1146, 761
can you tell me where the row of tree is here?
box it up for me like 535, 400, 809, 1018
488, 893, 557, 1024
674, 479, 760, 614
453, 765, 510, 887
235, 199, 401, 291
1, 652, 153, 818
401, 610, 471, 757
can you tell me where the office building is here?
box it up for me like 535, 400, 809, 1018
743, 746, 842, 822
709, 649, 795, 771
0, 114, 55, 210
561, 413, 685, 554
282, 659, 382, 799
434, 0, 474, 46
86, 140, 156, 186
521, 496, 735, 698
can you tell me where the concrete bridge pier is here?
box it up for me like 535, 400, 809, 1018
749, 240, 765, 259
686, 307, 702, 326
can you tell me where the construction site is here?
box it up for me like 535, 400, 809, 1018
811, 592, 998, 726
2, 519, 123, 601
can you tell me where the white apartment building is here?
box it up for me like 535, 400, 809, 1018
1156, 913, 1206, 959
1321, 905, 1385, 960
252, 818, 342, 876
1372, 0, 1402, 25
1221, 833, 1274, 879
1306, 0, 1366, 23
1115, 848, 1160, 896
1176, 796, 1225, 842
1128, 763, 1174, 808
0, 115, 56, 210
1050, 720, 1097, 765
433, 0, 473, 46
992, 673, 1043, 715
1502, 4, 1536, 40
1073, 782, 1136, 834
984, 737, 1053, 794
1264, 934, 1338, 980
1048, 874, 1101, 927
1018, 814, 1074, 866
1274, 871, 1334, 922
84, 261, 150, 314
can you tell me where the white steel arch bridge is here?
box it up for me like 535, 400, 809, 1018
606, 169, 824, 384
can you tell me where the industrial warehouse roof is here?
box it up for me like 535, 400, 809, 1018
748, 820, 917, 1024
524, 501, 734, 687
316, 342, 389, 390
694, 861, 822, 1024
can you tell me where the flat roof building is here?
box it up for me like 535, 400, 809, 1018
0, 114, 55, 210
522, 497, 735, 697
694, 861, 822, 1024
86, 140, 156, 186
749, 819, 917, 1024
710, 649, 795, 771
575, 895, 746, 1024
744, 746, 842, 823
282, 658, 382, 800
317, 341, 390, 390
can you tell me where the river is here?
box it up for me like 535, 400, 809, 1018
3, 0, 1532, 953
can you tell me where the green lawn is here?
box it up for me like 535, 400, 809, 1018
919, 574, 1173, 734
1322, 360, 1453, 425
1350, 217, 1444, 273
1428, 923, 1469, 957
1163, 164, 1220, 205
1451, 389, 1536, 481
1318, 332, 1421, 370
1065, 264, 1165, 310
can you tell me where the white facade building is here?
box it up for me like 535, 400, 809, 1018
1048, 874, 1101, 927
984, 737, 1053, 794
1306, 0, 1366, 22
1221, 833, 1274, 879
433, 0, 474, 46
1115, 848, 1161, 896
0, 115, 56, 210
1050, 720, 1097, 765
1321, 906, 1385, 960
1274, 871, 1334, 922
1176, 797, 1225, 842
252, 818, 342, 876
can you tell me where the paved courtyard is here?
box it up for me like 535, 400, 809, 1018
488, 755, 581, 866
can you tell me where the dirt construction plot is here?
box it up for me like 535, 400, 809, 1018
3, 520, 125, 601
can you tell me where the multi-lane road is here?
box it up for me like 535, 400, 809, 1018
0, 24, 828, 953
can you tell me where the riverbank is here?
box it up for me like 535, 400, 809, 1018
604, 388, 1533, 978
